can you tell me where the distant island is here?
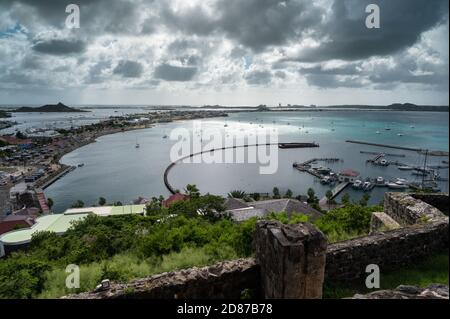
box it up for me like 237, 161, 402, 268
13, 102, 88, 113
201, 103, 449, 112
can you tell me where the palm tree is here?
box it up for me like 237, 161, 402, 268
228, 190, 247, 199
185, 184, 200, 198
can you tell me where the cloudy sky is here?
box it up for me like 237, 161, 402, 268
0, 0, 448, 106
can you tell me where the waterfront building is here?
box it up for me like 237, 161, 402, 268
0, 204, 146, 257
162, 193, 190, 208
224, 198, 322, 223
338, 169, 361, 183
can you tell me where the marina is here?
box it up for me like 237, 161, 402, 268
38, 110, 449, 213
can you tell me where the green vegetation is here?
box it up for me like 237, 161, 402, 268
0, 187, 392, 299
323, 253, 449, 299
315, 203, 381, 243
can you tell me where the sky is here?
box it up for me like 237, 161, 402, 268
0, 0, 448, 106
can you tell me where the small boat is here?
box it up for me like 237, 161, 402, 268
163, 135, 168, 139
352, 180, 363, 189
320, 177, 331, 185
398, 166, 413, 171
387, 181, 409, 189
362, 181, 373, 191
376, 176, 385, 185
78, 163, 84, 168
397, 133, 404, 137
376, 131, 381, 134
135, 144, 140, 148
379, 159, 389, 166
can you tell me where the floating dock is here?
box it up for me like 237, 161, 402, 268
279, 142, 319, 149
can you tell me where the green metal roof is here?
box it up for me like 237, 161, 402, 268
0, 205, 146, 245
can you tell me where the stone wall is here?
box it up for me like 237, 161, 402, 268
65, 258, 260, 299
384, 192, 446, 225
411, 193, 449, 216
326, 193, 448, 282
325, 219, 448, 282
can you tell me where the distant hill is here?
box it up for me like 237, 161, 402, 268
323, 103, 449, 112
13, 102, 88, 113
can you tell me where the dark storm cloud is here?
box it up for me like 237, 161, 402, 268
154, 63, 197, 82
161, 0, 325, 52
113, 60, 143, 78
291, 0, 449, 62
369, 55, 449, 89
245, 70, 272, 85
1, 0, 147, 36
32, 38, 86, 55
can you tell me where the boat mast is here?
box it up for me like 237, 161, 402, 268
422, 149, 428, 189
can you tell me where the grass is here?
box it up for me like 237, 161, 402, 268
323, 253, 449, 299
37, 246, 238, 299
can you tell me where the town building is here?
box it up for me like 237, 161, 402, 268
338, 169, 361, 183
0, 204, 146, 257
224, 198, 322, 222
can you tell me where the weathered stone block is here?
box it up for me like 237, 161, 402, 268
370, 212, 401, 235
255, 220, 327, 299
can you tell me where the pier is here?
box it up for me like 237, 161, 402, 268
319, 182, 350, 210
360, 151, 405, 157
38, 165, 76, 190
348, 140, 449, 156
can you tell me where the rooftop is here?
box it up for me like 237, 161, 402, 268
0, 205, 145, 245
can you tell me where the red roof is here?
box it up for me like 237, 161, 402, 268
339, 169, 360, 177
0, 216, 35, 235
162, 193, 190, 208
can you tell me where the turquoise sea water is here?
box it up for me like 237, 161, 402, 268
42, 110, 449, 213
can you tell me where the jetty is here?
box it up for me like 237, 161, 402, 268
347, 140, 423, 152
37, 165, 76, 190
348, 140, 449, 156
279, 142, 319, 149
319, 182, 350, 210
360, 151, 405, 157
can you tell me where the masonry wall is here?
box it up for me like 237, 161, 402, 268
65, 258, 260, 299
325, 219, 448, 282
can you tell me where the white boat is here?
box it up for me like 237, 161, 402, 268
376, 176, 385, 185
375, 131, 381, 134
352, 180, 363, 189
397, 133, 404, 137
387, 179, 409, 189
362, 181, 372, 191
379, 159, 389, 166
398, 166, 413, 171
